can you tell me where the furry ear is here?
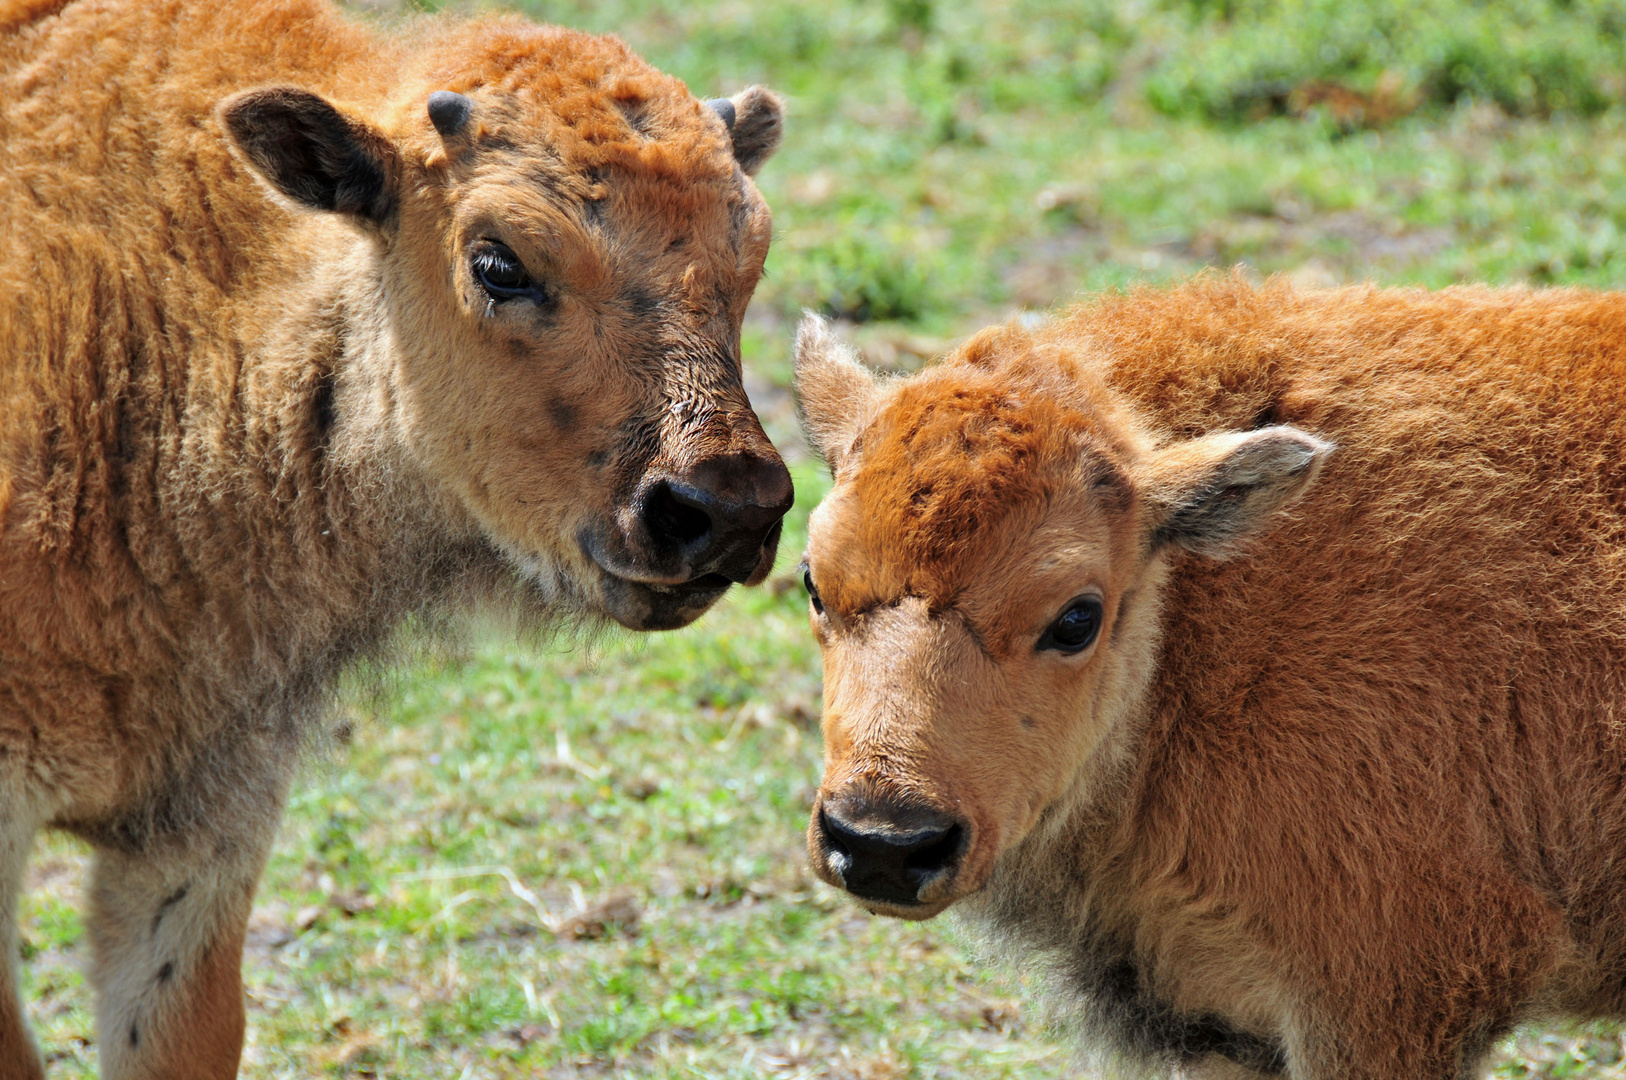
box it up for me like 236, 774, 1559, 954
795, 314, 881, 473
219, 86, 397, 224
1136, 425, 1333, 558
724, 85, 784, 176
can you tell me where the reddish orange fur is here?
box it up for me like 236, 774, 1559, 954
0, 1, 786, 1075
796, 278, 1626, 1078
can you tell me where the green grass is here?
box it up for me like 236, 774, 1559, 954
22, 0, 1626, 1075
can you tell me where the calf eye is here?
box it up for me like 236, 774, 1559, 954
800, 562, 824, 615
472, 241, 548, 304
1038, 595, 1104, 654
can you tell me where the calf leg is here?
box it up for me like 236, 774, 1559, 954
1288, 1003, 1511, 1080
86, 796, 286, 1080
0, 813, 42, 1080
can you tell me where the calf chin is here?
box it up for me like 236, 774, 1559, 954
596, 573, 733, 632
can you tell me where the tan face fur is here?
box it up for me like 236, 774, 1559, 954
793, 317, 1331, 918
222, 27, 792, 631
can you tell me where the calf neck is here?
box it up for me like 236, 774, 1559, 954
795, 281, 1626, 1079
0, 1, 789, 1075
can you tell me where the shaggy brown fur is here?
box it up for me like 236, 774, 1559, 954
0, 1, 789, 1075
794, 279, 1626, 1079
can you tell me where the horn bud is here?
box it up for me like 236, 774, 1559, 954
427, 90, 473, 138
704, 97, 736, 133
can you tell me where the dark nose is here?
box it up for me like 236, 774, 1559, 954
639, 454, 793, 584
817, 794, 966, 906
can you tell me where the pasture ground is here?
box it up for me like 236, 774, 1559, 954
20, 0, 1626, 1075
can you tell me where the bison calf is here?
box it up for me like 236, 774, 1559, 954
0, 0, 790, 1075
794, 279, 1626, 1079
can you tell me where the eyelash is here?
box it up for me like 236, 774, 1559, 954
471, 241, 551, 306
800, 562, 823, 615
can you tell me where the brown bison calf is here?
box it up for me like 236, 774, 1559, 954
0, 0, 790, 1075
794, 279, 1626, 1079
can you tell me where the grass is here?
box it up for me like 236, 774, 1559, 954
21, 0, 1626, 1075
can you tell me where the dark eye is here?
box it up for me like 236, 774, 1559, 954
472, 242, 548, 304
801, 562, 824, 615
1038, 596, 1103, 654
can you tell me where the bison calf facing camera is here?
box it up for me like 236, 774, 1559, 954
794, 283, 1626, 1079
0, 1, 790, 1076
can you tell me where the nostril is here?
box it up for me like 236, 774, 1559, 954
904, 823, 963, 876
818, 803, 964, 905
820, 809, 853, 868
644, 481, 713, 549
820, 809, 851, 857
761, 518, 783, 550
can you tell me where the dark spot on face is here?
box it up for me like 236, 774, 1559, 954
587, 449, 609, 468
582, 198, 606, 229
157, 961, 174, 984
668, 236, 687, 252
1092, 461, 1126, 489
1020, 715, 1036, 730
550, 399, 578, 432
622, 286, 659, 319
1091, 463, 1132, 511
129, 1022, 139, 1048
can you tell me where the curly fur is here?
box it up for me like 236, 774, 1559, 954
0, 1, 785, 1075
795, 278, 1626, 1079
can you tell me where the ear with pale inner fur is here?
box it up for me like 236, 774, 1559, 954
794, 314, 880, 473
725, 86, 784, 176
1136, 425, 1334, 558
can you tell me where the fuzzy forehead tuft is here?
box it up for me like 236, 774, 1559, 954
406, 20, 735, 184
827, 326, 1137, 609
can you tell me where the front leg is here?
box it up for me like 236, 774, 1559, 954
86, 809, 284, 1080
0, 808, 43, 1080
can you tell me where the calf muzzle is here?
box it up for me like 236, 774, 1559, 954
813, 792, 967, 911
636, 451, 793, 586
582, 444, 792, 630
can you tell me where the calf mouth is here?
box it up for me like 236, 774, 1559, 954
579, 519, 782, 631
595, 568, 735, 631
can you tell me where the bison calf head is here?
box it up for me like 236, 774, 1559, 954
218, 26, 792, 630
792, 316, 1332, 918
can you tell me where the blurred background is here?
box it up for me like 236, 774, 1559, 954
23, 0, 1626, 1075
